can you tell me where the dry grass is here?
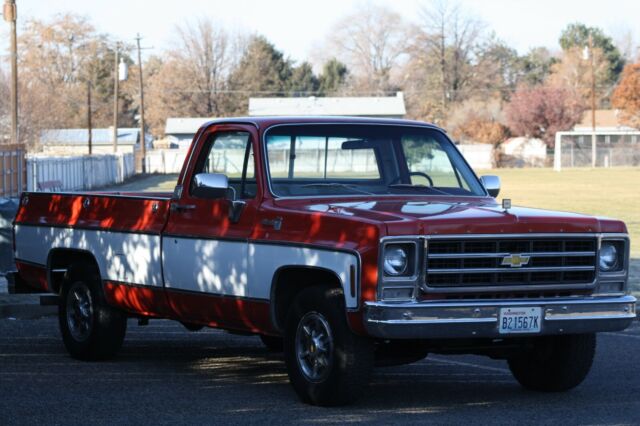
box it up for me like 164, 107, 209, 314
478, 167, 640, 256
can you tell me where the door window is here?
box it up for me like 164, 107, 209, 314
191, 131, 257, 199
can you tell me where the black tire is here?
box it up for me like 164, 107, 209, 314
181, 322, 204, 332
284, 286, 374, 406
59, 264, 127, 361
259, 334, 284, 352
508, 333, 596, 392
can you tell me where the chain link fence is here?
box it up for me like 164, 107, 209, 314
554, 131, 640, 170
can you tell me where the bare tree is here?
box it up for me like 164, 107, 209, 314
16, 13, 130, 148
327, 4, 407, 94
405, 0, 485, 121
174, 19, 231, 116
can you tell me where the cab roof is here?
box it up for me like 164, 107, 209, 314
199, 116, 443, 133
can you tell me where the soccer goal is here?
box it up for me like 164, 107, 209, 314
554, 130, 640, 170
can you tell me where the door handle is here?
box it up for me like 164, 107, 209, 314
261, 217, 283, 230
170, 203, 196, 213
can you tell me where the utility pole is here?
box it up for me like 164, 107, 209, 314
87, 81, 92, 155
589, 33, 597, 167
4, 0, 18, 146
112, 43, 120, 153
135, 34, 146, 173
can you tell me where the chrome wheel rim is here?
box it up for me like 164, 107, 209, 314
66, 283, 94, 342
295, 311, 334, 382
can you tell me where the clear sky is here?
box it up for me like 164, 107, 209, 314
10, 0, 640, 62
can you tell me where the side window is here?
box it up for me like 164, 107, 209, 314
401, 136, 468, 190
192, 131, 257, 199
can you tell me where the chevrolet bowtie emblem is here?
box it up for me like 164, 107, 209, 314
501, 254, 530, 268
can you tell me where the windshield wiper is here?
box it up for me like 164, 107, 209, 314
300, 182, 374, 195
387, 184, 451, 196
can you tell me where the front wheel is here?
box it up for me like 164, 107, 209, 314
508, 333, 596, 392
59, 265, 127, 361
284, 286, 373, 406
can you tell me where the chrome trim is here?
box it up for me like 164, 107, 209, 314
480, 175, 500, 197
427, 251, 596, 259
373, 233, 628, 299
546, 313, 636, 321
377, 236, 424, 300
598, 235, 630, 278
424, 233, 614, 239
365, 295, 636, 309
364, 295, 636, 339
429, 266, 595, 274
421, 233, 614, 294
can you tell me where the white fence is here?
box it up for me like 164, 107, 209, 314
145, 150, 188, 174
27, 153, 135, 191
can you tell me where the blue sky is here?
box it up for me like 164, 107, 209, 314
9, 0, 640, 62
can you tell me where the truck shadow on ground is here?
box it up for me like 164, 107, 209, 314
101, 323, 624, 423
3, 317, 636, 424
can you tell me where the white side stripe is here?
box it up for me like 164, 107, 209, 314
16, 225, 360, 308
14, 225, 163, 287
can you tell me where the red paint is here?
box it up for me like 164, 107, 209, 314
13, 117, 630, 338
166, 289, 274, 334
103, 281, 172, 318
15, 192, 170, 234
103, 281, 273, 334
15, 261, 48, 292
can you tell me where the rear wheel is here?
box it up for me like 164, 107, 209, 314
508, 333, 596, 392
284, 286, 373, 406
59, 265, 127, 360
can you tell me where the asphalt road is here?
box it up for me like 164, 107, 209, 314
1, 314, 639, 426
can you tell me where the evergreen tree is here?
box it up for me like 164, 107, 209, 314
288, 62, 319, 96
318, 58, 348, 95
227, 35, 292, 114
559, 23, 624, 85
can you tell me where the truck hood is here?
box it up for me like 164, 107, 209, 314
273, 197, 626, 236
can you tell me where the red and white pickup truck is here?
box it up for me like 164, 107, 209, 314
10, 117, 635, 405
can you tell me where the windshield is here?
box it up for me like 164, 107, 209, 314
265, 124, 485, 197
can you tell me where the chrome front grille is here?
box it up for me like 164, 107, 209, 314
425, 237, 597, 289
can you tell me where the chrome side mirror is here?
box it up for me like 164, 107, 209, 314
192, 172, 246, 223
480, 175, 501, 197
192, 173, 229, 199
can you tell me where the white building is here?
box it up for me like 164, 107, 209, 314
248, 92, 406, 118
40, 128, 152, 155
164, 118, 215, 149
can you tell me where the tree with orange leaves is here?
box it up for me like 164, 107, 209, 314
612, 63, 640, 129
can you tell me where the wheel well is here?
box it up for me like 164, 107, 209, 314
270, 266, 343, 333
47, 249, 100, 294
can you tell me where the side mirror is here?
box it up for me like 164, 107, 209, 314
192, 173, 229, 199
480, 175, 501, 197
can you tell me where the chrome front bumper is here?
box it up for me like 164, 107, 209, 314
364, 295, 637, 339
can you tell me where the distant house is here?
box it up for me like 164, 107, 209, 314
248, 92, 406, 118
165, 118, 215, 149
573, 109, 635, 132
40, 128, 152, 155
499, 137, 547, 167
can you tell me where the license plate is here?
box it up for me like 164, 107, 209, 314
499, 307, 542, 334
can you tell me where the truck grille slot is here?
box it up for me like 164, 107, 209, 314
426, 237, 597, 289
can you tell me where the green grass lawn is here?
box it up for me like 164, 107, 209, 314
477, 167, 640, 257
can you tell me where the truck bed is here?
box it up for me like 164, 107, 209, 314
13, 191, 172, 292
